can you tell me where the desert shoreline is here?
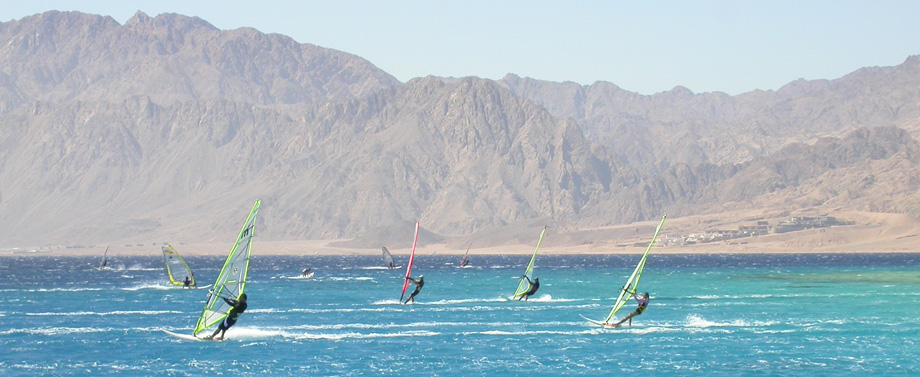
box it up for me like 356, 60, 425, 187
6, 211, 920, 257
4, 239, 919, 257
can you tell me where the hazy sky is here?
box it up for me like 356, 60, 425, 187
3, 1, 919, 95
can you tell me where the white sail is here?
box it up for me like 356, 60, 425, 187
382, 247, 396, 268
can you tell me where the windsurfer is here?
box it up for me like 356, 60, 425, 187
612, 292, 649, 327
206, 293, 248, 340
403, 275, 424, 304
183, 276, 191, 288
515, 276, 540, 301
301, 268, 312, 277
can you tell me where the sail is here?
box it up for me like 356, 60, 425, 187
399, 222, 421, 302
97, 246, 109, 270
459, 243, 471, 266
512, 227, 547, 298
382, 247, 395, 268
162, 245, 196, 287
193, 200, 260, 336
601, 215, 666, 323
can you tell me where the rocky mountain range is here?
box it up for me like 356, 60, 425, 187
1, 11, 919, 249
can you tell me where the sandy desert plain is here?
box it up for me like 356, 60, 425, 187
5, 209, 920, 257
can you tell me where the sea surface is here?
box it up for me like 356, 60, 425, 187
1, 253, 919, 376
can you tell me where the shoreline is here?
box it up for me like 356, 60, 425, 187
6, 210, 920, 257
4, 239, 919, 257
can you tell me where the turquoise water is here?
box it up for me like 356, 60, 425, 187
1, 253, 919, 376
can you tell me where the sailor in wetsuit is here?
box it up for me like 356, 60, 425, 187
183, 276, 191, 288
403, 275, 424, 304
207, 293, 247, 340
612, 292, 649, 327
515, 276, 540, 301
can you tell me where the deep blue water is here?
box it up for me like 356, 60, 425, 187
1, 253, 919, 376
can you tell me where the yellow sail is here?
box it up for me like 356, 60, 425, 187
162, 245, 196, 287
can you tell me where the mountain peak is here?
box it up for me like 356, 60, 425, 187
125, 11, 217, 31
664, 85, 694, 98
126, 10, 151, 24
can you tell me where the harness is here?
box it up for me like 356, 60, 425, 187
636, 299, 648, 314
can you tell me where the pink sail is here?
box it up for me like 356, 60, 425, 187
400, 222, 421, 302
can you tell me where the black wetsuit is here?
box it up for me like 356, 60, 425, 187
515, 277, 539, 300
218, 297, 247, 331
407, 277, 424, 300
526, 278, 539, 296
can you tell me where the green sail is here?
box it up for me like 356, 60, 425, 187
602, 215, 666, 323
512, 227, 547, 298
193, 200, 260, 336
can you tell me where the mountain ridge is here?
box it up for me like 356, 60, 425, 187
1, 11, 919, 251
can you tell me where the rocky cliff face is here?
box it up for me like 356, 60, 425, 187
500, 55, 920, 170
1, 11, 919, 248
0, 11, 400, 109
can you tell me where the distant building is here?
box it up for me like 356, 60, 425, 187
774, 216, 845, 233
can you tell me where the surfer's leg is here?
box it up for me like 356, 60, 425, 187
208, 326, 221, 339
210, 318, 230, 339
622, 310, 638, 326
222, 318, 237, 338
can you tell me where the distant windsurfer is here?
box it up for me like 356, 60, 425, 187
403, 275, 424, 304
460, 243, 471, 267
515, 276, 540, 301
183, 276, 191, 288
301, 268, 312, 277
612, 292, 649, 327
382, 247, 397, 269
206, 293, 248, 340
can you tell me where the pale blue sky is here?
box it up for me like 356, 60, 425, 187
3, 1, 919, 95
